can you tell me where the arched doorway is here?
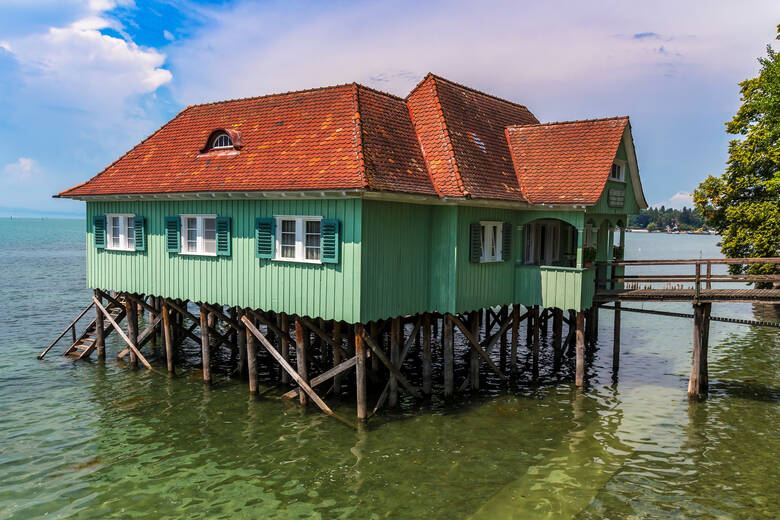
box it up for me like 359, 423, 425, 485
523, 219, 578, 267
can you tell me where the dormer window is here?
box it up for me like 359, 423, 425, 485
212, 133, 233, 149
610, 161, 625, 182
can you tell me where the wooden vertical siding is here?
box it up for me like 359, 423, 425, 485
514, 266, 595, 311
588, 142, 640, 216
359, 200, 432, 322
454, 206, 520, 313
86, 199, 362, 322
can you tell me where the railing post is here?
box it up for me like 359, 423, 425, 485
706, 261, 712, 290
695, 263, 701, 300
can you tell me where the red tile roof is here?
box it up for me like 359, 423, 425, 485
59, 74, 638, 207
506, 117, 630, 204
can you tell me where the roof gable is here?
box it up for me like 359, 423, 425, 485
505, 117, 643, 205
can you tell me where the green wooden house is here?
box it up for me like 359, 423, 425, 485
55, 73, 646, 419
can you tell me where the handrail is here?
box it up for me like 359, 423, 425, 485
38, 302, 95, 360
600, 257, 780, 267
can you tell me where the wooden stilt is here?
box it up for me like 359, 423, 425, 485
389, 317, 400, 408
612, 302, 621, 376
443, 314, 454, 398
526, 306, 534, 346
295, 317, 308, 406
592, 305, 599, 344
277, 313, 289, 384
532, 305, 540, 379
162, 300, 174, 373
422, 313, 432, 395
688, 302, 711, 398
246, 320, 258, 395
510, 305, 520, 373
150, 296, 158, 347
124, 295, 139, 368
499, 305, 508, 370
236, 309, 247, 379
355, 323, 368, 422
200, 305, 212, 383
95, 291, 105, 360
552, 308, 562, 370
470, 311, 480, 390
332, 321, 343, 392
576, 310, 585, 387
370, 321, 381, 375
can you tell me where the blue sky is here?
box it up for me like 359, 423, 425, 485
0, 0, 778, 216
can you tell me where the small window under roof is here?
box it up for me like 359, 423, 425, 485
212, 133, 233, 149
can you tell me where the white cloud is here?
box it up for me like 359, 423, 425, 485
653, 191, 694, 209
3, 0, 171, 116
163, 29, 175, 42
2, 157, 37, 183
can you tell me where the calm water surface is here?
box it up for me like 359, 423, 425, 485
0, 219, 778, 519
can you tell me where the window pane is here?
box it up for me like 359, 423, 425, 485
111, 217, 120, 247
186, 218, 197, 252
203, 218, 216, 254
305, 220, 320, 260
126, 217, 134, 249
281, 219, 296, 258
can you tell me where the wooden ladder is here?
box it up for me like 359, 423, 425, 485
63, 300, 126, 359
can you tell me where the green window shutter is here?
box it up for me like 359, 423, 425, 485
93, 215, 106, 249
502, 222, 512, 261
321, 219, 340, 264
469, 222, 482, 263
165, 217, 180, 253
216, 216, 231, 256
255, 218, 275, 259
133, 216, 146, 251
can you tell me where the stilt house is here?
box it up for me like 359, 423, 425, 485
55, 73, 647, 420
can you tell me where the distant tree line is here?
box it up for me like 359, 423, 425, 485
628, 206, 708, 232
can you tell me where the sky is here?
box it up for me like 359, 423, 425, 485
0, 0, 778, 217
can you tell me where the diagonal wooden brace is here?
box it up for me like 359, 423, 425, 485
360, 329, 422, 399
282, 356, 357, 399
371, 316, 423, 414
448, 313, 508, 380
93, 296, 153, 370
116, 311, 162, 359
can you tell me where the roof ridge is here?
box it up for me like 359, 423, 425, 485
351, 83, 369, 188
354, 83, 405, 101
57, 105, 196, 197
185, 82, 356, 109
428, 75, 469, 197
508, 116, 629, 129
407, 73, 534, 113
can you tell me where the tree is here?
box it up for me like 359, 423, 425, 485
694, 35, 780, 279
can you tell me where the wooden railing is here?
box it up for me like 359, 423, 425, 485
595, 257, 780, 298
37, 302, 95, 360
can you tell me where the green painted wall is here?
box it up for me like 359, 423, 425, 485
359, 200, 432, 322
515, 266, 595, 311
589, 142, 640, 217
86, 199, 362, 322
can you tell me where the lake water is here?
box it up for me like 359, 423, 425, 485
0, 218, 778, 519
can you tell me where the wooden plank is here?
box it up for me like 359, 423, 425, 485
282, 356, 357, 399
245, 308, 294, 345
242, 316, 336, 417
360, 330, 422, 398
448, 314, 507, 380
93, 296, 153, 370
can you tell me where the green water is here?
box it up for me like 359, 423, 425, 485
0, 218, 778, 519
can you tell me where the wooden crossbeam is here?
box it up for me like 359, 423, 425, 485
124, 292, 156, 315
281, 356, 357, 399
116, 312, 162, 359
246, 309, 295, 345
166, 299, 200, 325
203, 303, 242, 331
371, 316, 423, 415
448, 313, 507, 380
93, 296, 153, 370
241, 316, 341, 420
95, 289, 124, 310
359, 330, 422, 399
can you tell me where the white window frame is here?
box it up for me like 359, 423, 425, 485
525, 220, 562, 265
212, 133, 233, 149
610, 159, 626, 182
479, 221, 503, 263
106, 213, 136, 252
274, 215, 323, 264
180, 214, 217, 256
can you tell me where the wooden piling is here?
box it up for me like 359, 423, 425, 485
499, 305, 508, 370
532, 305, 540, 379
612, 302, 621, 375
237, 309, 247, 379
124, 296, 139, 368
422, 313, 432, 395
355, 323, 368, 422
246, 322, 258, 395
510, 305, 520, 373
552, 308, 562, 369
95, 292, 105, 360
443, 314, 454, 398
332, 321, 343, 392
279, 313, 290, 384
295, 318, 308, 406
200, 305, 212, 383
162, 300, 174, 373
575, 310, 585, 387
470, 311, 480, 390
688, 302, 711, 398
389, 317, 400, 408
